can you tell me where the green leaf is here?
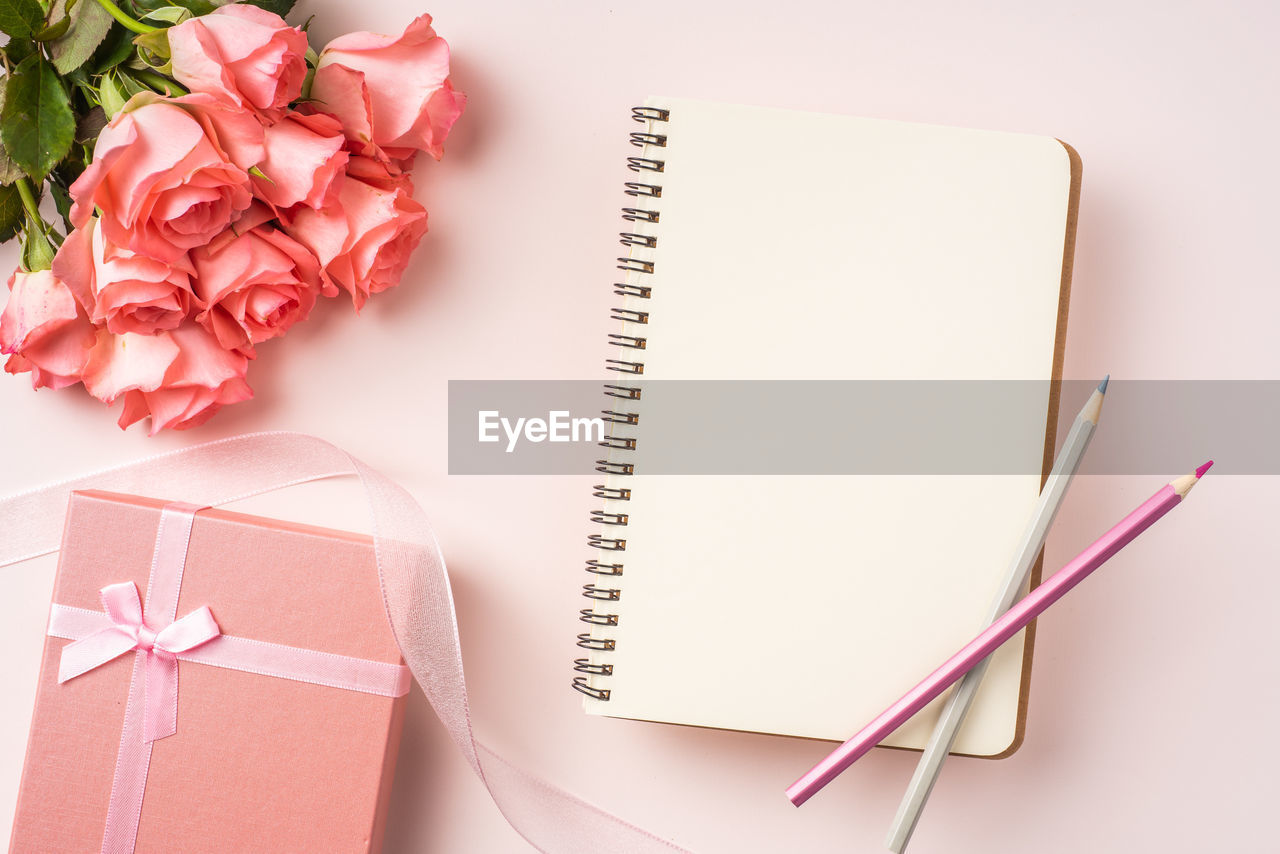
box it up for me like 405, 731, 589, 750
0, 87, 28, 185
238, 0, 296, 17
0, 0, 45, 40
132, 28, 171, 70
96, 69, 152, 118
89, 23, 134, 74
1, 55, 77, 182
22, 227, 56, 272
0, 147, 23, 185
48, 0, 115, 75
3, 38, 37, 66
0, 183, 22, 242
140, 7, 190, 25
132, 0, 218, 15
116, 71, 149, 98
48, 179, 74, 232
97, 71, 127, 117
35, 15, 72, 42
71, 76, 101, 109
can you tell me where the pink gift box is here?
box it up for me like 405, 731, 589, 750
10, 491, 407, 853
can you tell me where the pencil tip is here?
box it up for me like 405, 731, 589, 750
1097, 374, 1110, 393
1195, 460, 1214, 478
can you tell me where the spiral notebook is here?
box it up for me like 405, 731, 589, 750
575, 97, 1081, 756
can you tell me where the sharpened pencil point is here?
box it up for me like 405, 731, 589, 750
1195, 460, 1214, 478
1097, 374, 1109, 393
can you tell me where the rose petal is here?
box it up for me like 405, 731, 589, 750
82, 331, 181, 403
169, 5, 308, 112
253, 111, 349, 210
311, 14, 463, 159
70, 99, 254, 264
285, 171, 426, 309
0, 269, 80, 353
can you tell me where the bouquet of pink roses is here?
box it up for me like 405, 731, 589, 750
0, 0, 463, 432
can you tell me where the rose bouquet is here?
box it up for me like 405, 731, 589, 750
0, 0, 463, 432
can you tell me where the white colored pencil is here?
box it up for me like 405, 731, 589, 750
884, 376, 1109, 853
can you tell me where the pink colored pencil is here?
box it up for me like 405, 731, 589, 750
786, 461, 1213, 807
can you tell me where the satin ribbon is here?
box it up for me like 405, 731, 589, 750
0, 432, 690, 854
56, 580, 221, 744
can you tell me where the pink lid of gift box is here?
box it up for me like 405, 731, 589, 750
9, 491, 406, 854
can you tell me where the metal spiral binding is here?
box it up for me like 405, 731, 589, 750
594, 460, 634, 476
621, 208, 659, 223
603, 383, 642, 399
607, 334, 646, 350
613, 283, 652, 298
574, 658, 614, 675
577, 633, 614, 650
574, 105, 669, 702
605, 359, 644, 375
610, 308, 649, 324
584, 556, 625, 572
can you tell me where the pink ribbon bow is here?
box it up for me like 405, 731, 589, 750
58, 581, 220, 743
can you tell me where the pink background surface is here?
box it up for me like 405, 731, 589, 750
0, 1, 1276, 852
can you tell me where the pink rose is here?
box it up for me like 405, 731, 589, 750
285, 171, 427, 309
69, 94, 257, 264
0, 269, 98, 390
192, 221, 324, 354
344, 154, 413, 194
310, 14, 465, 161
168, 4, 308, 112
252, 111, 348, 211
53, 218, 197, 336
82, 324, 252, 434
173, 92, 269, 172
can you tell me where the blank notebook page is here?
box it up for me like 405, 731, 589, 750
584, 97, 1076, 755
